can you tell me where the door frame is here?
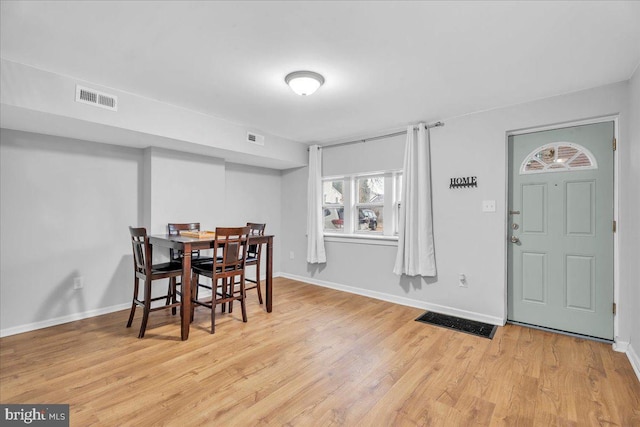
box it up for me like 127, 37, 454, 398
504, 115, 619, 344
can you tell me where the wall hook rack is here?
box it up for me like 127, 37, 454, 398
450, 176, 478, 189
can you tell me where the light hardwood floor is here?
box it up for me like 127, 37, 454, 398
1, 277, 639, 426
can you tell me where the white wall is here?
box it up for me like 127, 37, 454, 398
0, 59, 307, 170
281, 82, 634, 338
0, 130, 284, 335
323, 133, 405, 176
0, 129, 142, 333
223, 163, 281, 231
626, 67, 640, 376
144, 147, 226, 235
223, 163, 283, 275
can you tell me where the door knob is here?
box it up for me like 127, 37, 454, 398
510, 235, 520, 244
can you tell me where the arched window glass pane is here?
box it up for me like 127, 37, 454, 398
524, 160, 544, 171
557, 145, 578, 163
569, 153, 591, 168
520, 142, 597, 175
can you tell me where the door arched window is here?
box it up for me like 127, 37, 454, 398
520, 142, 597, 174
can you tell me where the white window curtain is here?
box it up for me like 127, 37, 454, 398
307, 145, 326, 264
393, 123, 437, 276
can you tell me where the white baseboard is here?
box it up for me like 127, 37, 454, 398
627, 343, 640, 384
278, 272, 504, 326
613, 340, 629, 352
0, 279, 249, 339
0, 303, 130, 338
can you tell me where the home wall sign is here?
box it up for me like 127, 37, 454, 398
449, 176, 477, 189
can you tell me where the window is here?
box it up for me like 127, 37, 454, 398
520, 142, 597, 174
323, 171, 402, 237
322, 179, 344, 231
356, 176, 384, 231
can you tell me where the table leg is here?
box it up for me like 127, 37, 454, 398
181, 247, 192, 340
266, 237, 273, 313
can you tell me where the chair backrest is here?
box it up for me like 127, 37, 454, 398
129, 226, 150, 275
168, 222, 201, 260
167, 222, 201, 236
213, 227, 250, 276
246, 222, 266, 258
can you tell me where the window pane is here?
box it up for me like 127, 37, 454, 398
525, 160, 544, 171
357, 207, 383, 232
323, 180, 344, 204
534, 147, 556, 165
324, 207, 344, 230
357, 177, 384, 203
568, 153, 592, 168
521, 143, 596, 175
557, 145, 578, 164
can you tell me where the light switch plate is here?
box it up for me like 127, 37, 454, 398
482, 200, 496, 212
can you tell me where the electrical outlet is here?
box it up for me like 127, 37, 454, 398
482, 200, 496, 212
73, 276, 84, 290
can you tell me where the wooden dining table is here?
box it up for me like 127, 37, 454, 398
149, 233, 274, 340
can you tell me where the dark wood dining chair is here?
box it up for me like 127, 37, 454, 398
191, 226, 250, 334
245, 222, 266, 304
127, 226, 183, 338
167, 222, 215, 264
167, 222, 214, 313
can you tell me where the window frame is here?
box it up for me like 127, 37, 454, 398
519, 142, 598, 174
322, 179, 345, 232
322, 169, 402, 238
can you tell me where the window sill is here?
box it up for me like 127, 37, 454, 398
324, 233, 399, 246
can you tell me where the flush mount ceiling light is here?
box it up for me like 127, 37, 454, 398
285, 71, 325, 96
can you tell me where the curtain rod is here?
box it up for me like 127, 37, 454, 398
312, 121, 444, 150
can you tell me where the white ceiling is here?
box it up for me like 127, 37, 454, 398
1, 1, 639, 145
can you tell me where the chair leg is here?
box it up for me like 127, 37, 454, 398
240, 276, 247, 323
126, 276, 140, 328
190, 271, 197, 322
210, 280, 217, 334
221, 278, 228, 313
138, 279, 152, 338
255, 262, 263, 304
170, 277, 177, 315
193, 273, 200, 298
228, 278, 234, 313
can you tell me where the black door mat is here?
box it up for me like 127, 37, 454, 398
415, 311, 497, 339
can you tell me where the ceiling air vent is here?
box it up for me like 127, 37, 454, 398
246, 132, 265, 146
75, 85, 118, 111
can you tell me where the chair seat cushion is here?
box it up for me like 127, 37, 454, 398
193, 262, 244, 276
151, 261, 183, 273
192, 255, 214, 264
216, 255, 258, 263
192, 262, 215, 276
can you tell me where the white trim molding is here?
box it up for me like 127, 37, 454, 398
626, 343, 640, 384
279, 272, 504, 326
0, 303, 130, 338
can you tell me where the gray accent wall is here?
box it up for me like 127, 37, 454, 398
0, 129, 141, 332
627, 66, 640, 366
0, 130, 283, 334
1, 77, 637, 368
280, 81, 636, 345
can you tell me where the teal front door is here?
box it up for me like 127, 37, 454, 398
508, 122, 615, 340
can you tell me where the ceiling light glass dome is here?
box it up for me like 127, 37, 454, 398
285, 71, 325, 96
